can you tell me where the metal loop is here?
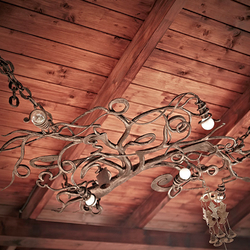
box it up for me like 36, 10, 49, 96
9, 95, 20, 107
19, 87, 32, 100
16, 80, 24, 90
8, 80, 17, 91
0, 58, 14, 74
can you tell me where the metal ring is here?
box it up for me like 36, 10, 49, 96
19, 87, 32, 100
108, 98, 129, 114
9, 95, 19, 107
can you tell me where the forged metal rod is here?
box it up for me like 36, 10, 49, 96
0, 56, 250, 247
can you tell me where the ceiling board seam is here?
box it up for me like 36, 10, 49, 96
168, 27, 250, 58
182, 8, 250, 35
142, 65, 245, 94
129, 82, 233, 109
0, 49, 109, 79
0, 0, 135, 40
232, 0, 250, 7
155, 47, 250, 78
0, 24, 121, 60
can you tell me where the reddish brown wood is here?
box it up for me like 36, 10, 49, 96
123, 192, 171, 228
229, 193, 250, 229
20, 0, 187, 219
201, 85, 250, 165
20, 177, 59, 219
123, 85, 250, 228
0, 216, 249, 249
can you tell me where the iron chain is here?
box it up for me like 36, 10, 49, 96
0, 56, 37, 107
236, 126, 250, 144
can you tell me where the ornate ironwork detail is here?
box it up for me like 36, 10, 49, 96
0, 56, 250, 247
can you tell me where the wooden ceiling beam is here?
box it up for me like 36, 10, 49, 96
0, 246, 16, 250
21, 0, 187, 219
123, 186, 170, 228
201, 85, 250, 162
228, 192, 250, 229
124, 85, 250, 228
1, 216, 249, 249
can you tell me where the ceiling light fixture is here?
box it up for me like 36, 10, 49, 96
0, 56, 250, 247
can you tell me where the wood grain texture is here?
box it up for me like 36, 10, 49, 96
227, 193, 250, 229
144, 49, 249, 93
171, 9, 250, 55
0, 0, 250, 247
158, 30, 250, 76
0, 216, 249, 249
19, 0, 187, 220
184, 0, 250, 32
4, 0, 142, 39
0, 26, 117, 77
122, 192, 171, 228
85, 0, 155, 20
0, 2, 129, 59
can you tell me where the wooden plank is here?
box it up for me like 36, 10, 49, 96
123, 84, 228, 118
123, 192, 171, 228
2, 216, 249, 249
133, 67, 241, 107
20, 0, 187, 219
0, 94, 86, 126
38, 209, 125, 227
85, 0, 155, 20
0, 76, 95, 110
5, 0, 142, 39
235, 0, 250, 6
0, 2, 129, 59
122, 85, 250, 229
184, 0, 250, 32
228, 194, 250, 229
158, 30, 250, 76
144, 49, 249, 93
171, 9, 250, 55
201, 85, 250, 165
88, 0, 187, 112
145, 221, 206, 233
0, 50, 106, 94
0, 247, 16, 250
0, 26, 117, 77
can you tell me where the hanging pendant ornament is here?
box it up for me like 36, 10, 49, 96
200, 185, 237, 247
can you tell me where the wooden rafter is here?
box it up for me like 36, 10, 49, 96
21, 0, 187, 219
229, 192, 250, 229
123, 188, 170, 228
124, 85, 250, 228
1, 216, 250, 249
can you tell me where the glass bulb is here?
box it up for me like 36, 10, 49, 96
214, 194, 224, 203
31, 110, 46, 126
179, 168, 191, 180
201, 117, 214, 130
85, 194, 97, 206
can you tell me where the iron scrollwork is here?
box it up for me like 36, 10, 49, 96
0, 56, 250, 217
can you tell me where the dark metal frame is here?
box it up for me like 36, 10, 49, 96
1, 56, 250, 247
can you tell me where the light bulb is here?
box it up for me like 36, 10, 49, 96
85, 194, 97, 206
201, 117, 214, 130
31, 110, 46, 126
179, 168, 191, 180
214, 194, 225, 203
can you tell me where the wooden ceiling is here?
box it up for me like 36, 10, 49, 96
0, 0, 250, 249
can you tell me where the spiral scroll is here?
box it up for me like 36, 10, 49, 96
1, 92, 250, 213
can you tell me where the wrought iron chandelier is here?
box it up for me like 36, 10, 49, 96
0, 56, 250, 248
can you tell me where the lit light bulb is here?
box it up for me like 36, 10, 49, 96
179, 168, 191, 180
31, 110, 46, 126
85, 194, 97, 206
201, 117, 214, 130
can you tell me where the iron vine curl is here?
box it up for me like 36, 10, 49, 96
0, 56, 250, 214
